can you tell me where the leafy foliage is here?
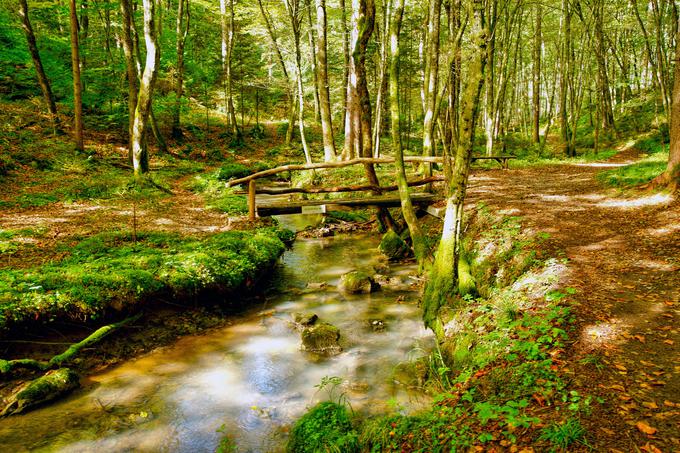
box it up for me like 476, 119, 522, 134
286, 402, 359, 453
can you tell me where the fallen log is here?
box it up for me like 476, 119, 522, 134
0, 313, 142, 376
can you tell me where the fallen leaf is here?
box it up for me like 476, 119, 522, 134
640, 360, 656, 367
615, 364, 628, 372
610, 384, 626, 392
642, 402, 659, 410
663, 400, 676, 407
663, 339, 674, 345
636, 421, 657, 435
600, 427, 615, 435
634, 335, 646, 343
640, 443, 662, 453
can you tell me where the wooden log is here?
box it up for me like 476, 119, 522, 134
226, 156, 447, 187
243, 175, 445, 195
248, 180, 257, 221
256, 193, 440, 217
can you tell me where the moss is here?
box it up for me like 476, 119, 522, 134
378, 230, 411, 261
301, 322, 341, 355
0, 228, 291, 335
338, 271, 379, 294
287, 402, 359, 453
457, 257, 477, 297
1, 368, 80, 416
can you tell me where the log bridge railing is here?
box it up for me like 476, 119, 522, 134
227, 155, 514, 220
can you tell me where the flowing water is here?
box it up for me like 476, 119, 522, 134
0, 215, 433, 452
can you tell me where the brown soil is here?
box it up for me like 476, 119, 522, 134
466, 151, 680, 452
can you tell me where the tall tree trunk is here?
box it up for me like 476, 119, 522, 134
315, 0, 336, 161
18, 0, 59, 129
559, 0, 574, 157
221, 0, 239, 137
256, 0, 295, 145
532, 2, 541, 143
653, 13, 680, 189
389, 0, 427, 268
120, 0, 138, 156
483, 0, 496, 156
285, 0, 312, 164
422, 0, 487, 339
131, 0, 160, 177
305, 0, 321, 124
422, 0, 442, 179
172, 0, 190, 139
593, 0, 615, 131
69, 0, 84, 151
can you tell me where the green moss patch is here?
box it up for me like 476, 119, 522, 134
0, 228, 290, 336
287, 402, 359, 453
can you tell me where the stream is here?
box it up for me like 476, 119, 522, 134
0, 215, 433, 452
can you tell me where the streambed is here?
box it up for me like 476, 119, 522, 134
0, 216, 433, 452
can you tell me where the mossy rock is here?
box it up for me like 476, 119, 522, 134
1, 368, 80, 416
286, 401, 359, 453
338, 271, 380, 294
378, 230, 411, 261
301, 322, 342, 355
293, 312, 318, 328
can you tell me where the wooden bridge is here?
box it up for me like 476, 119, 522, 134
227, 155, 514, 220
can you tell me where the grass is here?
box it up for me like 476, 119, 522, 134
598, 151, 668, 188
0, 228, 292, 335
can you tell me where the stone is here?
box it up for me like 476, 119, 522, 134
293, 312, 318, 327
378, 230, 411, 261
338, 271, 380, 294
301, 322, 342, 355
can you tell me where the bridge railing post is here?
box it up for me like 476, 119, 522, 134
248, 179, 257, 221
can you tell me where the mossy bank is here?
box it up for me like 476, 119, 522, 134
0, 227, 294, 338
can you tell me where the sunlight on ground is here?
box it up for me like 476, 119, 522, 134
574, 162, 631, 168
596, 193, 673, 209
647, 223, 680, 236
582, 322, 621, 349
636, 259, 677, 271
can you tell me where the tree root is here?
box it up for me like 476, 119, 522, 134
0, 313, 142, 376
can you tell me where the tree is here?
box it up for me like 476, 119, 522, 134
18, 0, 59, 129
284, 0, 312, 164
422, 0, 441, 180
390, 0, 428, 268
221, 0, 239, 138
315, 0, 336, 162
131, 0, 160, 177
172, 0, 190, 139
68, 0, 84, 151
422, 0, 487, 339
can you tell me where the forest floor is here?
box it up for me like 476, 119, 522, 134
465, 149, 680, 452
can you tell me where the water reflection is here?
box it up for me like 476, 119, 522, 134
0, 232, 432, 452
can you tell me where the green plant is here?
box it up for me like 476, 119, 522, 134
286, 402, 359, 453
215, 425, 237, 453
538, 418, 588, 450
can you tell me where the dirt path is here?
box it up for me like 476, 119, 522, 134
467, 154, 680, 452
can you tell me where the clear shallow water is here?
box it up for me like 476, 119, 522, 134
0, 217, 433, 452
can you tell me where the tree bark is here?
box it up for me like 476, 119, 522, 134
131, 0, 160, 177
422, 0, 487, 339
285, 0, 312, 164
422, 0, 442, 179
256, 0, 295, 145
120, 0, 139, 155
389, 0, 428, 269
69, 0, 84, 151
315, 0, 336, 161
221, 0, 239, 137
172, 0, 190, 139
532, 2, 541, 143
18, 0, 60, 129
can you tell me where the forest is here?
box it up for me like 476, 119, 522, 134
0, 0, 679, 450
